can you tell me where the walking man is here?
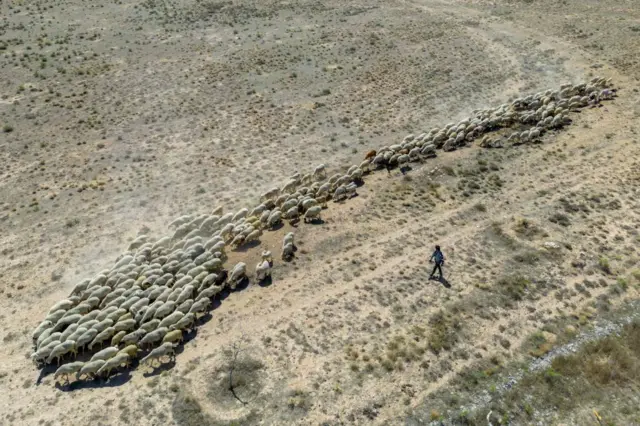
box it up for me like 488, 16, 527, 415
429, 245, 445, 280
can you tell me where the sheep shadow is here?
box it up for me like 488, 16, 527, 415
230, 276, 250, 293
56, 369, 133, 392
35, 363, 58, 384
142, 358, 176, 378
257, 276, 273, 287
235, 240, 261, 253
269, 222, 285, 231
305, 218, 325, 225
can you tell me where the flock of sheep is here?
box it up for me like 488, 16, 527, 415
29, 77, 617, 386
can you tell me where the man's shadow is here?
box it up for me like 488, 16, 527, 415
429, 276, 452, 288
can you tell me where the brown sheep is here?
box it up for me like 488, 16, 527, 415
365, 150, 377, 160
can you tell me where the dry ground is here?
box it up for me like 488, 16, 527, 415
1, 0, 640, 424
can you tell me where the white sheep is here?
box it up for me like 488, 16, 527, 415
121, 329, 147, 346
52, 314, 82, 333
47, 341, 77, 365
32, 320, 53, 343
89, 327, 116, 351
333, 185, 347, 202
176, 299, 194, 314
54, 361, 85, 385
228, 263, 247, 290
232, 208, 249, 222
48, 299, 75, 315
140, 319, 161, 333
170, 313, 196, 332
96, 353, 129, 378
189, 297, 211, 317
141, 342, 176, 367
281, 179, 298, 194
303, 206, 322, 223
255, 260, 272, 282
78, 360, 106, 380
313, 164, 327, 180
260, 187, 280, 202
154, 301, 177, 320
114, 319, 137, 333
139, 327, 169, 349
159, 311, 185, 329
281, 243, 294, 261
60, 324, 79, 343
267, 211, 282, 229
76, 329, 98, 352
283, 232, 295, 247
90, 346, 119, 363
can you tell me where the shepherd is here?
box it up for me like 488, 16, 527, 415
429, 245, 445, 280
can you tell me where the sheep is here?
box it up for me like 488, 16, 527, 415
244, 229, 262, 245
228, 263, 247, 290
32, 320, 54, 343
76, 329, 98, 352
230, 234, 245, 249
67, 327, 88, 344
359, 159, 371, 173
90, 346, 119, 363
281, 243, 294, 261
96, 353, 129, 377
129, 297, 150, 317
301, 198, 318, 212
139, 327, 169, 349
232, 208, 249, 222
267, 211, 282, 229
52, 314, 82, 333
141, 342, 177, 367
154, 301, 177, 320
141, 301, 163, 323
89, 327, 116, 351
77, 359, 106, 380
188, 298, 211, 317
93, 318, 114, 334
140, 318, 161, 333
159, 311, 185, 329
60, 324, 79, 343
169, 313, 196, 332
255, 260, 272, 282
175, 285, 195, 305
48, 299, 75, 315
104, 296, 127, 310
47, 341, 77, 365
365, 150, 377, 160
196, 286, 223, 302
119, 296, 141, 312
283, 232, 295, 247
114, 319, 137, 333
162, 329, 183, 344
281, 179, 298, 194
54, 361, 85, 385
45, 310, 67, 325
313, 164, 327, 180
333, 185, 347, 202
31, 341, 60, 365
117, 345, 139, 359
39, 332, 62, 350
303, 206, 322, 223
70, 280, 91, 297
121, 329, 147, 346
110, 330, 127, 347
260, 187, 280, 202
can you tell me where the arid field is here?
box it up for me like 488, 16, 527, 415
1, 0, 640, 424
